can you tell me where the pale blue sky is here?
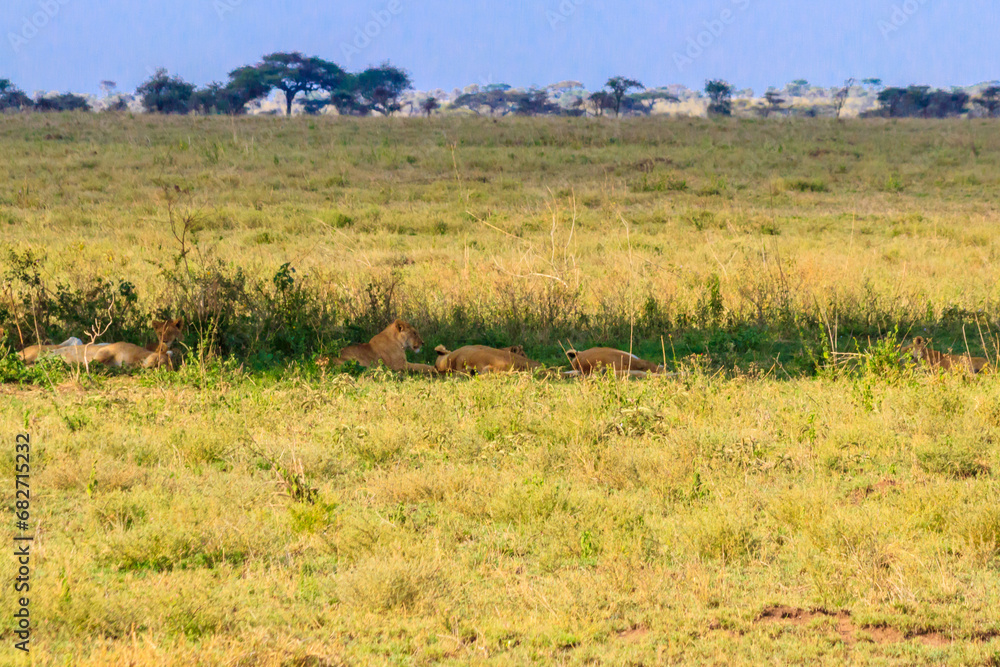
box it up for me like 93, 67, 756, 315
1, 0, 996, 95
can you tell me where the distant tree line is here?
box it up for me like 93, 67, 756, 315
2, 64, 1000, 119
452, 77, 678, 117
862, 85, 1000, 118
0, 78, 90, 112
136, 52, 412, 116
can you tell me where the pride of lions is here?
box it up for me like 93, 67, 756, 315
15, 318, 993, 377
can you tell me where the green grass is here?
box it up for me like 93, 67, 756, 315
2, 114, 1000, 664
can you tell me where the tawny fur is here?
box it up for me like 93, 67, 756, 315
434, 345, 539, 374
331, 319, 434, 374
18, 338, 85, 364
52, 319, 184, 369
902, 336, 989, 374
20, 318, 184, 367
566, 348, 665, 376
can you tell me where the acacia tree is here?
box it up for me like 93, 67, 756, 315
862, 78, 883, 92
420, 96, 439, 117
604, 76, 643, 116
623, 90, 678, 116
763, 90, 784, 117
224, 65, 274, 112
587, 91, 613, 116
705, 79, 734, 116
510, 89, 560, 115
256, 52, 348, 116
453, 89, 512, 116
355, 63, 411, 115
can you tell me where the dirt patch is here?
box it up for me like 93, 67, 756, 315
850, 478, 901, 503
757, 606, 856, 645
755, 606, 959, 647
617, 626, 649, 642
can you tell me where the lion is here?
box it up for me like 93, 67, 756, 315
59, 343, 176, 369
17, 337, 85, 365
51, 318, 185, 369
564, 347, 665, 378
329, 319, 434, 374
902, 336, 990, 374
19, 318, 184, 366
434, 344, 540, 374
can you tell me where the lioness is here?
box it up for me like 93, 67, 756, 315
330, 319, 434, 373
60, 343, 176, 369
54, 318, 185, 369
902, 336, 989, 374
19, 318, 184, 366
17, 337, 85, 364
434, 344, 540, 374
565, 347, 665, 378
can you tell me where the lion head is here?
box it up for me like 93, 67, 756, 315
391, 319, 424, 353
153, 318, 185, 347
904, 336, 928, 362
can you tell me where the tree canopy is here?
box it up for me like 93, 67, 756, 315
255, 52, 349, 116
354, 64, 412, 116
604, 77, 644, 116
0, 79, 32, 111
136, 69, 195, 114
705, 80, 734, 117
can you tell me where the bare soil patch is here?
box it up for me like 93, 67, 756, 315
756, 606, 960, 646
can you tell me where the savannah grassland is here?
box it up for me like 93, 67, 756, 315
2, 113, 1000, 665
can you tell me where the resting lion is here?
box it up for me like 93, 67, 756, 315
52, 318, 185, 369
434, 344, 540, 374
902, 336, 989, 374
564, 347, 665, 378
18, 337, 85, 365
330, 319, 434, 374
19, 318, 184, 367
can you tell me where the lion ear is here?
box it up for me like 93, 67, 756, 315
173, 318, 184, 329
566, 350, 578, 359
152, 320, 166, 332
434, 345, 449, 355
394, 320, 405, 332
